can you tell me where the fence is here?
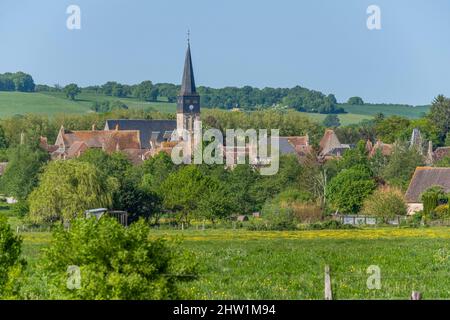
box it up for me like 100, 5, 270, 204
335, 215, 407, 226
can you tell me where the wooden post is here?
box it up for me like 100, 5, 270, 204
411, 291, 422, 300
324, 265, 333, 300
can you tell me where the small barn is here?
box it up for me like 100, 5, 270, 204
236, 215, 249, 222
85, 208, 128, 226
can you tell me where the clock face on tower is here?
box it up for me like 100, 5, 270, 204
177, 95, 200, 113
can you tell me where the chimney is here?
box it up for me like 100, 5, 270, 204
425, 140, 434, 166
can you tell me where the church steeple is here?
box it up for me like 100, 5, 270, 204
177, 34, 200, 134
180, 40, 196, 95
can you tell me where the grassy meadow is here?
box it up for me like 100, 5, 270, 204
3, 201, 449, 300
340, 103, 430, 118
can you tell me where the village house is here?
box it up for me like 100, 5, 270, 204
405, 167, 450, 214
365, 139, 393, 157
42, 125, 143, 161
318, 129, 351, 161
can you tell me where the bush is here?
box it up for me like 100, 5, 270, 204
361, 186, 407, 222
11, 201, 29, 218
304, 220, 355, 230
33, 217, 197, 299
0, 216, 25, 298
435, 204, 450, 219
421, 186, 447, 218
264, 206, 297, 230
284, 202, 322, 224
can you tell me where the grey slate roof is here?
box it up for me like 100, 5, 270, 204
278, 137, 297, 155
405, 167, 450, 202
180, 44, 196, 95
105, 119, 176, 149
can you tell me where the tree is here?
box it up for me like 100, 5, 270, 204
381, 142, 423, 189
326, 166, 376, 214
337, 140, 372, 174
0, 72, 35, 92
0, 125, 9, 149
28, 161, 117, 223
347, 96, 364, 105
428, 95, 450, 142
140, 152, 176, 193
39, 217, 197, 299
0, 145, 48, 200
361, 186, 407, 222
77, 149, 131, 180
11, 72, 35, 92
375, 116, 411, 143
133, 81, 159, 101
160, 165, 222, 223
63, 83, 81, 100
91, 100, 128, 113
322, 114, 341, 128
225, 164, 258, 215
113, 166, 159, 223
0, 216, 24, 298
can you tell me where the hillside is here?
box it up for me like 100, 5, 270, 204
340, 103, 430, 118
0, 91, 176, 118
0, 91, 429, 126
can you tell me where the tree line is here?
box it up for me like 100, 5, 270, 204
0, 72, 35, 92
38, 79, 346, 113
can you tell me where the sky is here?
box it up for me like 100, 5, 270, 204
0, 0, 449, 105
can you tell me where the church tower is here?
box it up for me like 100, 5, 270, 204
177, 37, 200, 138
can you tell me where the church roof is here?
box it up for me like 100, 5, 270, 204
180, 43, 197, 95
105, 119, 176, 149
60, 129, 141, 153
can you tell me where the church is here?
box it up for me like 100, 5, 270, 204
44, 41, 201, 164
41, 40, 315, 164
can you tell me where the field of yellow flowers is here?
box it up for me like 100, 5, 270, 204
15, 225, 450, 300
147, 228, 450, 300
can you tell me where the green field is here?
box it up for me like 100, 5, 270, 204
0, 91, 176, 118
3, 200, 449, 300
301, 112, 372, 126
340, 103, 430, 118
0, 91, 430, 126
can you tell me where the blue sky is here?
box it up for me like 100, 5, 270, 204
0, 0, 449, 105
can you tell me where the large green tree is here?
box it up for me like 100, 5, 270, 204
381, 142, 423, 189
322, 114, 341, 128
63, 83, 81, 100
326, 166, 377, 214
428, 95, 450, 142
0, 216, 24, 298
28, 161, 117, 223
161, 165, 229, 223
0, 145, 49, 200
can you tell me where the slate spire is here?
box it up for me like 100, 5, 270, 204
180, 39, 197, 95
